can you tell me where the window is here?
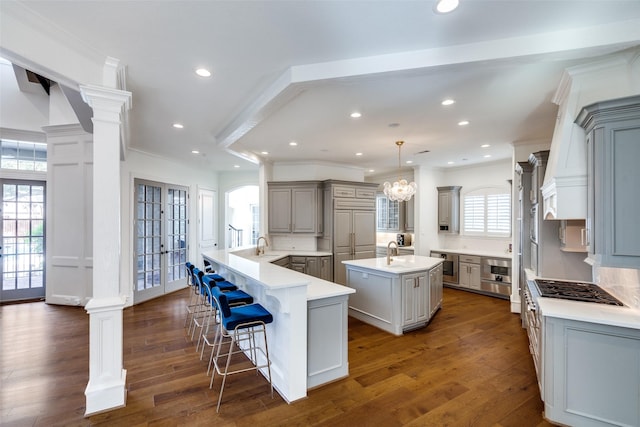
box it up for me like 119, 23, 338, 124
463, 188, 511, 236
1, 139, 47, 171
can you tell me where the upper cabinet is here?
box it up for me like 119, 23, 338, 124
268, 181, 323, 235
576, 95, 640, 269
376, 194, 415, 233
437, 186, 461, 234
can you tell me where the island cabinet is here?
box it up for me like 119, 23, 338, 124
268, 181, 323, 235
343, 256, 444, 336
428, 263, 443, 318
576, 95, 640, 269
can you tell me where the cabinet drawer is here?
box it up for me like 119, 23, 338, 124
290, 256, 307, 263
333, 186, 356, 198
356, 188, 376, 199
459, 255, 481, 264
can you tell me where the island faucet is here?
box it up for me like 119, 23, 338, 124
256, 236, 269, 256
386, 241, 398, 265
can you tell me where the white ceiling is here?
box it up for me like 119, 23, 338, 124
6, 1, 640, 176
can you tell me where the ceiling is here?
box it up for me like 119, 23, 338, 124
5, 1, 640, 176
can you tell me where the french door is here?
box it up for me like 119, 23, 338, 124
134, 179, 188, 304
0, 180, 46, 302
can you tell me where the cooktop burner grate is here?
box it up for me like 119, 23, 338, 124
534, 279, 623, 306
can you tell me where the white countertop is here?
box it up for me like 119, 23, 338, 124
431, 248, 512, 259
524, 268, 640, 330
343, 255, 443, 274
202, 248, 353, 301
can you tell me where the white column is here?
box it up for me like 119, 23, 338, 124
80, 84, 131, 415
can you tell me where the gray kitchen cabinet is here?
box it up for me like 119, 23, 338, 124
428, 263, 443, 318
271, 256, 290, 269
437, 186, 461, 233
305, 256, 319, 278
267, 181, 323, 235
319, 256, 333, 281
576, 95, 640, 269
334, 209, 376, 285
376, 194, 400, 231
401, 272, 428, 327
290, 256, 307, 273
322, 180, 379, 285
558, 220, 587, 253
458, 255, 481, 290
404, 197, 414, 232
542, 315, 640, 427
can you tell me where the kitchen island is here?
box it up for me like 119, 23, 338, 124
202, 248, 354, 403
343, 255, 444, 335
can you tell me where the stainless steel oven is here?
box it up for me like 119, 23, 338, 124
430, 251, 458, 284
480, 257, 512, 298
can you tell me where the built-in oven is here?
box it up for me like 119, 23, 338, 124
480, 257, 512, 298
430, 251, 458, 284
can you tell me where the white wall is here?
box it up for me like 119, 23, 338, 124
120, 149, 220, 305
218, 170, 259, 248
414, 166, 444, 256
272, 161, 364, 182
437, 159, 513, 254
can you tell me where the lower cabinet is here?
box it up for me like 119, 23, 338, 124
429, 263, 443, 318
274, 255, 333, 281
402, 273, 428, 327
458, 255, 481, 290
542, 315, 640, 427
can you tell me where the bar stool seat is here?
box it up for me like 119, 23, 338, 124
209, 286, 273, 412
201, 274, 237, 292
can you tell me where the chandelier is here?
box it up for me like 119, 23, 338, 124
383, 141, 417, 202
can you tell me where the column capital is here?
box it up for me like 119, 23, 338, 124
80, 84, 132, 119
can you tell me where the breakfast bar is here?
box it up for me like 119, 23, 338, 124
201, 248, 354, 403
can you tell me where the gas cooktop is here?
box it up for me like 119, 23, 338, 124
534, 279, 624, 306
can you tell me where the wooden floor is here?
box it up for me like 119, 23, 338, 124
1, 287, 556, 427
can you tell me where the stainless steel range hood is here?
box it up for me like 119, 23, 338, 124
541, 49, 640, 220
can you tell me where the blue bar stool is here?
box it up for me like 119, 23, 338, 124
209, 286, 273, 412
184, 262, 200, 327
192, 270, 254, 351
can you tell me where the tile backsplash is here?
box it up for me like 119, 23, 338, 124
596, 266, 640, 309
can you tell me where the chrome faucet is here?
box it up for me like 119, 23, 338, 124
256, 236, 269, 256
386, 241, 398, 265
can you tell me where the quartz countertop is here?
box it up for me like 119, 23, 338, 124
202, 248, 353, 301
525, 268, 640, 330
343, 255, 443, 274
431, 248, 512, 259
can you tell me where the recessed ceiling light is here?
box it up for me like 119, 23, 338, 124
261, 151, 269, 155
368, 169, 375, 173
289, 141, 298, 146
233, 165, 240, 168
458, 120, 469, 126
447, 161, 455, 165
195, 68, 211, 77
441, 99, 455, 106
355, 152, 363, 156
406, 160, 413, 164
481, 144, 490, 148
484, 154, 492, 158
191, 150, 199, 154
350, 112, 362, 118
435, 0, 459, 14
173, 123, 184, 129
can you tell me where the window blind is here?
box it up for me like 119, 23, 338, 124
463, 188, 511, 236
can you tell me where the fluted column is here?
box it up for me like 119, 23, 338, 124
80, 84, 132, 415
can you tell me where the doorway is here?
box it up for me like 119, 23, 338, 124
226, 186, 259, 249
1, 180, 46, 303
133, 179, 188, 304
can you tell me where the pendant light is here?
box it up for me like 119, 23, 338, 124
383, 141, 417, 202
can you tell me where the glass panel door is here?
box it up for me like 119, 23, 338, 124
165, 187, 188, 293
134, 180, 188, 303
1, 180, 46, 302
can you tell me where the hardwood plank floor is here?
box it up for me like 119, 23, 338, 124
1, 287, 556, 426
